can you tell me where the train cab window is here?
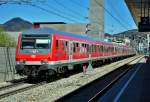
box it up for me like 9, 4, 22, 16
21, 39, 35, 49
21, 39, 50, 49
36, 39, 50, 49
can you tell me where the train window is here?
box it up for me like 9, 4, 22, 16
95, 45, 97, 52
76, 43, 79, 47
21, 39, 35, 49
94, 45, 96, 52
65, 41, 68, 46
93, 45, 95, 52
106, 46, 107, 52
62, 40, 66, 53
36, 39, 50, 49
56, 40, 59, 50
110, 47, 111, 52
80, 43, 87, 53
76, 43, 80, 52
81, 43, 84, 53
87, 44, 90, 52
21, 38, 51, 49
98, 45, 100, 52
73, 43, 76, 53
91, 45, 93, 52
108, 47, 110, 52
92, 45, 94, 52
101, 45, 103, 52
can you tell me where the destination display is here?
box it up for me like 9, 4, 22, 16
138, 17, 150, 32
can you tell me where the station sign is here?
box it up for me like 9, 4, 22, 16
138, 17, 150, 32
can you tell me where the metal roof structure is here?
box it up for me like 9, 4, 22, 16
125, 0, 150, 25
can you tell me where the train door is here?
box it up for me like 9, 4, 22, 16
68, 41, 73, 62
55, 39, 62, 61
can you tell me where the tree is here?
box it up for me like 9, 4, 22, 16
0, 28, 16, 47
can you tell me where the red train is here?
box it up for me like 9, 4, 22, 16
15, 28, 135, 78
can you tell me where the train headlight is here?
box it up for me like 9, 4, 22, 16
41, 59, 48, 64
17, 59, 26, 64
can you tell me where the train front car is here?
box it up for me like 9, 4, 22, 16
15, 28, 53, 78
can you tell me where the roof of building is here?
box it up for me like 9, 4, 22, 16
33, 22, 66, 24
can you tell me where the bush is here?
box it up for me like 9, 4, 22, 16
0, 28, 16, 47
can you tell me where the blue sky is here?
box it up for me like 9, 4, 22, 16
105, 0, 137, 34
0, 0, 137, 34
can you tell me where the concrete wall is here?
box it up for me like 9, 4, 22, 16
0, 47, 16, 82
34, 0, 104, 41
88, 0, 104, 41
40, 23, 86, 35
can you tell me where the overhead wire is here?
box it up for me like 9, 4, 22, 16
107, 0, 131, 29
53, 0, 86, 20
41, 1, 84, 21
54, 0, 87, 21
0, 0, 80, 23
27, 3, 79, 23
94, 0, 128, 31
69, 0, 89, 10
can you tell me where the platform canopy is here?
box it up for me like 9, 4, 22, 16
125, 0, 150, 25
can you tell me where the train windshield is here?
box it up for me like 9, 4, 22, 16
21, 39, 50, 49
20, 34, 51, 54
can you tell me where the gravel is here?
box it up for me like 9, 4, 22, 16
0, 56, 143, 102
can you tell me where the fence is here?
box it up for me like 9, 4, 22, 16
0, 47, 16, 82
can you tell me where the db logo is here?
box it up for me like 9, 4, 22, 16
32, 49, 38, 53
31, 55, 36, 58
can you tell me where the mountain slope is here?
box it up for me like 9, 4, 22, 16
3, 17, 32, 31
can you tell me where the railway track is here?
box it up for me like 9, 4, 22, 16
0, 80, 47, 99
56, 56, 143, 102
0, 56, 140, 100
0, 78, 27, 92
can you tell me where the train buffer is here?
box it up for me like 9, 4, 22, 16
98, 58, 150, 102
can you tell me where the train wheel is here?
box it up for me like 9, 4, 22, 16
27, 75, 37, 83
45, 69, 56, 82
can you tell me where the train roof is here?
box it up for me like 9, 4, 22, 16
21, 28, 97, 42
21, 28, 128, 47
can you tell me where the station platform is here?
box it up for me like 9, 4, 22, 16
98, 57, 150, 102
